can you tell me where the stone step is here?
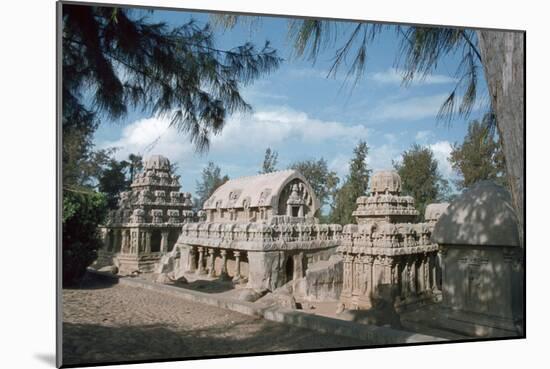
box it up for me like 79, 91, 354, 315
400, 320, 468, 340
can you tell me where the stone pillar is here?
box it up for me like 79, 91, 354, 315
418, 257, 425, 293
130, 230, 138, 254
160, 230, 169, 253
431, 253, 439, 292
298, 205, 304, 217
342, 254, 353, 300
208, 248, 216, 277
196, 247, 206, 275
219, 250, 229, 280
121, 231, 128, 254
365, 256, 373, 299
103, 230, 111, 252
145, 231, 151, 254
188, 247, 197, 272
439, 249, 446, 295
233, 251, 242, 282
409, 258, 417, 296
401, 261, 408, 299
423, 255, 430, 292
391, 261, 400, 300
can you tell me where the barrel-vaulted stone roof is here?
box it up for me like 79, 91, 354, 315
203, 169, 320, 212
431, 181, 520, 247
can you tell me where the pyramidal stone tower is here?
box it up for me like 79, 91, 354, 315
339, 170, 442, 311
97, 155, 195, 274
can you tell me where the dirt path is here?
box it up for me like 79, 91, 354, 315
62, 275, 367, 366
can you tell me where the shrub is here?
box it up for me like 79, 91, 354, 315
62, 189, 107, 287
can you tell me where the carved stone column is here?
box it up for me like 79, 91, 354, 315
196, 247, 206, 275
103, 230, 111, 252
401, 260, 409, 299
208, 248, 216, 277
365, 255, 373, 300
233, 251, 242, 282
160, 230, 169, 253
188, 247, 197, 272
423, 254, 430, 292
391, 260, 400, 300
409, 258, 417, 296
431, 253, 439, 292
121, 231, 128, 254
219, 250, 229, 280
130, 230, 138, 254
418, 257, 425, 293
144, 231, 151, 254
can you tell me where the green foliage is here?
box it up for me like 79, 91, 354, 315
449, 114, 506, 189
196, 162, 229, 208
63, 4, 281, 152
127, 153, 143, 182
61, 4, 280, 288
260, 147, 278, 174
393, 144, 449, 220
290, 158, 339, 213
62, 189, 108, 286
285, 19, 483, 122
97, 159, 130, 209
330, 141, 371, 225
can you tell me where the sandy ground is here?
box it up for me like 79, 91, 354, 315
62, 274, 368, 366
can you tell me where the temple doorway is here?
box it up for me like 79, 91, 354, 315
285, 255, 294, 283
151, 230, 161, 252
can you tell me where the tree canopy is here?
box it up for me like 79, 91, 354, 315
393, 144, 450, 220
61, 4, 282, 284
330, 141, 370, 225
63, 4, 282, 153
213, 16, 485, 124
289, 158, 339, 214
195, 162, 229, 208
260, 147, 279, 174
449, 114, 506, 189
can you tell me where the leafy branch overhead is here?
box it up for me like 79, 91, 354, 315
63, 5, 282, 153
214, 15, 485, 124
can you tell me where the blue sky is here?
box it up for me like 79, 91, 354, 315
94, 8, 489, 200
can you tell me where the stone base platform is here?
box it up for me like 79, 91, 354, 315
400, 304, 522, 339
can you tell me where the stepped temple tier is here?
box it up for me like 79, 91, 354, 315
338, 170, 444, 311
174, 170, 342, 291
97, 155, 195, 274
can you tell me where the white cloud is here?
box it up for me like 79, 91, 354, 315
415, 130, 433, 142
368, 143, 402, 172
211, 106, 370, 149
242, 83, 288, 102
429, 140, 455, 179
99, 115, 194, 161
368, 68, 457, 86
370, 93, 449, 122
328, 154, 351, 180
98, 107, 371, 180
287, 67, 330, 80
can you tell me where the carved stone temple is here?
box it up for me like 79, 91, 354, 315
97, 155, 195, 274
92, 155, 523, 338
338, 171, 443, 311
430, 181, 524, 337
174, 170, 342, 291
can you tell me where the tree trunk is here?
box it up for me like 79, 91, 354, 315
477, 31, 525, 248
